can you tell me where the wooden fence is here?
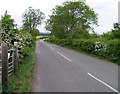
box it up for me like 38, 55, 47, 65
0, 42, 19, 92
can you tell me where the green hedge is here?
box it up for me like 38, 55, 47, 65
46, 38, 120, 64
106, 40, 120, 63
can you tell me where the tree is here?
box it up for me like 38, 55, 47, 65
1, 11, 17, 47
31, 28, 40, 38
102, 23, 120, 39
1, 11, 14, 32
0, 19, 1, 30
22, 7, 45, 33
46, 0, 98, 39
112, 23, 120, 39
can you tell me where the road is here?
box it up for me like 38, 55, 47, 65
32, 40, 119, 93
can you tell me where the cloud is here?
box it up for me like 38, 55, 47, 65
86, 0, 119, 34
0, 0, 119, 34
0, 0, 66, 28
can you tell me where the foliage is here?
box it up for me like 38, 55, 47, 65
30, 28, 40, 38
101, 23, 120, 39
36, 35, 48, 40
111, 23, 120, 39
45, 1, 119, 65
1, 11, 35, 63
18, 30, 35, 63
1, 11, 15, 31
22, 7, 45, 33
46, 38, 120, 64
0, 20, 2, 27
1, 11, 36, 92
1, 11, 18, 48
46, 0, 98, 39
105, 40, 120, 63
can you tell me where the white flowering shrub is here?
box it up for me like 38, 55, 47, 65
15, 30, 35, 63
94, 42, 106, 52
1, 28, 34, 62
94, 42, 107, 58
1, 11, 35, 64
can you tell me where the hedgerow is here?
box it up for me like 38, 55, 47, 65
46, 38, 120, 64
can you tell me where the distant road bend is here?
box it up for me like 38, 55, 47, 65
32, 40, 119, 93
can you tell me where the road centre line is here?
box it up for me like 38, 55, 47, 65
50, 47, 55, 51
57, 51, 71, 62
87, 73, 120, 93
47, 44, 57, 47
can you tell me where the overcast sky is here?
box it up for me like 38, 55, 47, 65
0, 0, 119, 34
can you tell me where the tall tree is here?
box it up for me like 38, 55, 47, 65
1, 11, 18, 47
22, 7, 45, 33
1, 11, 14, 32
101, 23, 120, 39
0, 11, 19, 47
46, 0, 98, 39
112, 23, 120, 39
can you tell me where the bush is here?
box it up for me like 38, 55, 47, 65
106, 40, 120, 63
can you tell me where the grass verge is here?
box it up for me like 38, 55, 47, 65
9, 46, 35, 92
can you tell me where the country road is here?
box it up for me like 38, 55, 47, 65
32, 40, 119, 93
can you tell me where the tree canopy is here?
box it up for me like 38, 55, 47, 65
46, 0, 98, 39
22, 7, 45, 32
1, 11, 15, 32
112, 23, 120, 39
1, 11, 17, 46
102, 23, 120, 39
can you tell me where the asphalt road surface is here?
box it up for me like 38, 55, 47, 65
32, 40, 119, 93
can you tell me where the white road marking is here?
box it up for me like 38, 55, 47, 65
50, 47, 55, 51
87, 73, 120, 93
57, 52, 71, 62
47, 45, 57, 47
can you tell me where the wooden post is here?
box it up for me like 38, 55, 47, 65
13, 42, 18, 73
1, 43, 8, 92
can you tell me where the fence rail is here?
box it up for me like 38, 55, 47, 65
8, 48, 14, 77
0, 42, 19, 92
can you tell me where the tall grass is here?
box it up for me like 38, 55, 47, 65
9, 47, 35, 92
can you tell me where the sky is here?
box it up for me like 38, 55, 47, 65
0, 0, 119, 34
